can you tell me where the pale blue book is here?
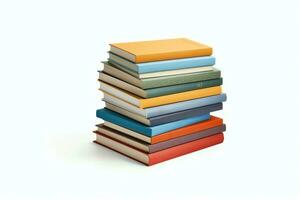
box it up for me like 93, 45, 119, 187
146, 93, 227, 118
108, 52, 215, 73
103, 93, 227, 118
96, 108, 210, 137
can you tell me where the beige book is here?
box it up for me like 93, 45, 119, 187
103, 61, 213, 79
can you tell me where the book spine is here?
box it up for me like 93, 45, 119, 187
148, 133, 224, 165
136, 49, 213, 64
145, 78, 223, 98
142, 70, 221, 89
106, 61, 139, 78
109, 53, 138, 72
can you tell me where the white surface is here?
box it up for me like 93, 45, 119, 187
0, 0, 300, 200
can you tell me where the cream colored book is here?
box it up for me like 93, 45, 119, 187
102, 121, 151, 143
103, 61, 213, 79
105, 103, 150, 125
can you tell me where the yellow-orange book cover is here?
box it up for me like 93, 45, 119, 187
110, 38, 212, 63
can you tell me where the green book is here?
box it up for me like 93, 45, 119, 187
102, 62, 221, 89
98, 72, 223, 98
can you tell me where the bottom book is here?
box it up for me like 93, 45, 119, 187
94, 133, 224, 166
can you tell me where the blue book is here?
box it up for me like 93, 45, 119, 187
96, 108, 210, 137
108, 52, 215, 73
146, 93, 227, 118
103, 93, 226, 119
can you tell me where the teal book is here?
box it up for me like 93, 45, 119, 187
96, 108, 210, 136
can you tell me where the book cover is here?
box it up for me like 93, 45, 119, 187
103, 92, 227, 118
94, 133, 224, 166
110, 38, 213, 63
96, 108, 210, 136
95, 124, 225, 153
100, 82, 222, 108
101, 63, 220, 89
105, 102, 223, 126
99, 70, 222, 98
101, 116, 223, 144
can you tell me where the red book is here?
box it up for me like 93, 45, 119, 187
94, 133, 224, 166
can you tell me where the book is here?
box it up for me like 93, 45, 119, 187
105, 102, 223, 126
96, 108, 210, 136
99, 71, 222, 98
109, 38, 213, 63
103, 61, 214, 79
101, 63, 220, 89
101, 116, 223, 144
94, 133, 224, 166
94, 124, 225, 153
100, 82, 222, 108
108, 53, 215, 74
103, 92, 227, 118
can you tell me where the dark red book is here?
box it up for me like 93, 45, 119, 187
94, 133, 224, 166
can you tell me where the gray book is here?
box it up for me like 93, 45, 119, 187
105, 102, 223, 126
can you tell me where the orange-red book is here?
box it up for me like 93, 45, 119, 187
94, 133, 224, 166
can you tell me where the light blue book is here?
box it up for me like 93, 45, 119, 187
103, 93, 226, 119
96, 108, 210, 137
146, 93, 227, 118
108, 52, 215, 73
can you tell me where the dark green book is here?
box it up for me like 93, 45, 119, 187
102, 62, 221, 89
98, 72, 223, 98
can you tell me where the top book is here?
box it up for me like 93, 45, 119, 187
110, 38, 213, 63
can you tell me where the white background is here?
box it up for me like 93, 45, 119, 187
0, 0, 299, 199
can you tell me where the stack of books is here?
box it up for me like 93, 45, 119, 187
94, 38, 227, 166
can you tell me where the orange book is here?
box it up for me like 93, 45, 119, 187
110, 38, 212, 63
94, 133, 224, 166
